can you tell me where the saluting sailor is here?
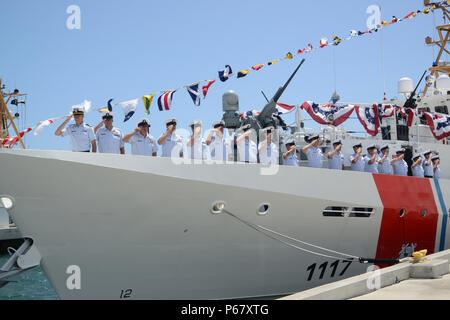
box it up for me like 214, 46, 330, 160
364, 144, 379, 173
392, 149, 408, 176
236, 124, 257, 163
377, 144, 392, 175
158, 118, 183, 158
258, 127, 279, 165
432, 154, 441, 179
187, 120, 205, 160
411, 153, 424, 178
301, 135, 323, 168
123, 118, 158, 156
282, 139, 299, 167
423, 150, 434, 178
327, 140, 344, 170
94, 112, 125, 154
349, 143, 364, 172
54, 106, 97, 152
206, 120, 228, 162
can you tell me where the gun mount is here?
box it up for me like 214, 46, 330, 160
403, 70, 427, 109
221, 59, 305, 131
221, 59, 305, 162
257, 59, 305, 127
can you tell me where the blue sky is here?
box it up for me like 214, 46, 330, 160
0, 0, 443, 152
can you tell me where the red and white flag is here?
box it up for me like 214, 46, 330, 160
2, 128, 32, 147
202, 80, 215, 99
319, 38, 328, 48
275, 103, 296, 115
34, 119, 56, 136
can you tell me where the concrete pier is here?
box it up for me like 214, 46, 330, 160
280, 250, 450, 300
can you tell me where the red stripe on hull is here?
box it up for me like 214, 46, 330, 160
373, 174, 439, 267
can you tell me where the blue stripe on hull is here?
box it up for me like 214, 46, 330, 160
435, 179, 448, 251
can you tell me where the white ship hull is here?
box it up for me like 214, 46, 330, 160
1, 149, 449, 299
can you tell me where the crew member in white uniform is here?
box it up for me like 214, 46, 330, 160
54, 106, 97, 152
411, 153, 424, 177
283, 139, 299, 167
123, 118, 158, 156
378, 144, 392, 175
94, 112, 125, 154
258, 127, 279, 165
236, 124, 257, 163
206, 120, 228, 162
301, 135, 323, 168
364, 144, 379, 173
392, 149, 408, 176
327, 140, 344, 170
432, 154, 441, 179
187, 120, 205, 160
349, 143, 364, 172
158, 119, 183, 158
423, 150, 434, 178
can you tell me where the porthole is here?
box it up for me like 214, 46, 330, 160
257, 204, 270, 216
211, 201, 226, 214
399, 208, 406, 217
0, 196, 14, 210
421, 209, 427, 217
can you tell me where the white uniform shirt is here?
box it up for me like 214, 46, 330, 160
258, 141, 279, 165
129, 132, 158, 156
237, 138, 257, 163
412, 164, 424, 177
61, 123, 96, 152
210, 135, 228, 161
187, 137, 206, 160
283, 153, 299, 167
378, 155, 392, 174
393, 159, 408, 176
364, 155, 379, 173
423, 161, 434, 177
96, 127, 124, 154
161, 133, 183, 158
306, 146, 323, 168
328, 152, 344, 170
434, 166, 441, 179
350, 153, 365, 172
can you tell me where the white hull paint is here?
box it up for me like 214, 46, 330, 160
0, 149, 449, 299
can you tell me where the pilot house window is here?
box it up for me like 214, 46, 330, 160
435, 105, 448, 115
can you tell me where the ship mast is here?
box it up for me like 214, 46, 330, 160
423, 0, 450, 96
0, 78, 27, 149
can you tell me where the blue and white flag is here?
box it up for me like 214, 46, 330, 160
187, 84, 201, 106
118, 98, 138, 122
218, 65, 233, 82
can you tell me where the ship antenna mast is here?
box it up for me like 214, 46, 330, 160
0, 78, 28, 149
422, 0, 450, 96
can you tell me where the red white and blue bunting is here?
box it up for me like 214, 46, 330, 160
301, 102, 356, 127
